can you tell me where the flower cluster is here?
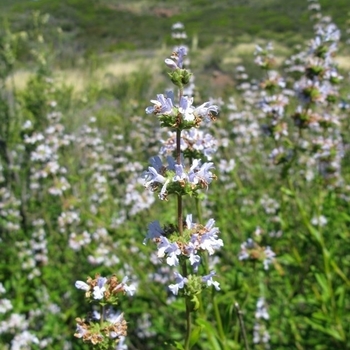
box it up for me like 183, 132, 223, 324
238, 238, 276, 270
23, 108, 71, 195
171, 22, 187, 41
251, 1, 346, 186
0, 171, 22, 233
142, 46, 223, 317
160, 129, 218, 161
74, 274, 136, 348
145, 214, 223, 273
75, 311, 127, 348
0, 283, 62, 349
142, 155, 216, 200
75, 274, 136, 302
253, 297, 271, 348
146, 90, 219, 130
255, 43, 291, 157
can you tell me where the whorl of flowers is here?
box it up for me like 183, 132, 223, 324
142, 155, 216, 201
145, 215, 223, 272
74, 274, 136, 349
75, 274, 136, 302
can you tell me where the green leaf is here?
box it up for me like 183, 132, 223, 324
335, 286, 345, 308
174, 341, 185, 350
195, 319, 222, 350
280, 186, 294, 197
189, 325, 202, 348
330, 259, 350, 286
311, 311, 329, 321
315, 273, 330, 299
304, 318, 345, 341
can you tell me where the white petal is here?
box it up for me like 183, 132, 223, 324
75, 281, 89, 291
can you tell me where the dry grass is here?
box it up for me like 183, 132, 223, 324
7, 48, 350, 93
6, 55, 160, 92
335, 55, 350, 70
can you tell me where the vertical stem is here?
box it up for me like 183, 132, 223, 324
234, 303, 250, 350
177, 195, 183, 235
212, 292, 226, 346
176, 88, 183, 235
176, 128, 183, 236
183, 262, 192, 350
175, 89, 191, 349
194, 197, 202, 223
100, 305, 105, 327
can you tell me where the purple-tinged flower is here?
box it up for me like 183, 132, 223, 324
121, 277, 137, 296
159, 131, 182, 155
238, 238, 255, 260
159, 179, 170, 200
179, 96, 195, 121
255, 297, 269, 320
169, 272, 188, 295
173, 163, 188, 183
146, 93, 174, 115
117, 336, 128, 350
157, 236, 181, 266
185, 241, 201, 272
144, 221, 164, 244
253, 322, 270, 345
166, 155, 176, 171
143, 167, 166, 189
149, 155, 164, 171
93, 276, 107, 300
176, 46, 187, 68
107, 310, 124, 323
165, 58, 178, 70
263, 246, 276, 270
166, 46, 188, 69
142, 156, 178, 200
193, 102, 219, 122
202, 271, 220, 291
74, 323, 87, 339
259, 94, 289, 118
75, 280, 89, 291
185, 214, 195, 230
188, 161, 215, 189
198, 219, 223, 255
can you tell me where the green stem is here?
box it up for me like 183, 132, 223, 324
175, 89, 192, 348
100, 304, 104, 327
176, 129, 183, 236
184, 299, 192, 350
180, 260, 191, 350
234, 303, 250, 350
195, 196, 202, 223
212, 292, 226, 347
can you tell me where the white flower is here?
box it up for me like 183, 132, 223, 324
311, 215, 327, 227
202, 271, 220, 291
169, 272, 188, 295
122, 277, 137, 296
93, 277, 107, 300
75, 281, 89, 291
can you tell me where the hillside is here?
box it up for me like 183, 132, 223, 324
2, 0, 349, 60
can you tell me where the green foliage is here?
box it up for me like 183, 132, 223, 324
0, 0, 349, 67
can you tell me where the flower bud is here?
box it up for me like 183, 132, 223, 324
165, 58, 178, 70
168, 68, 192, 88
